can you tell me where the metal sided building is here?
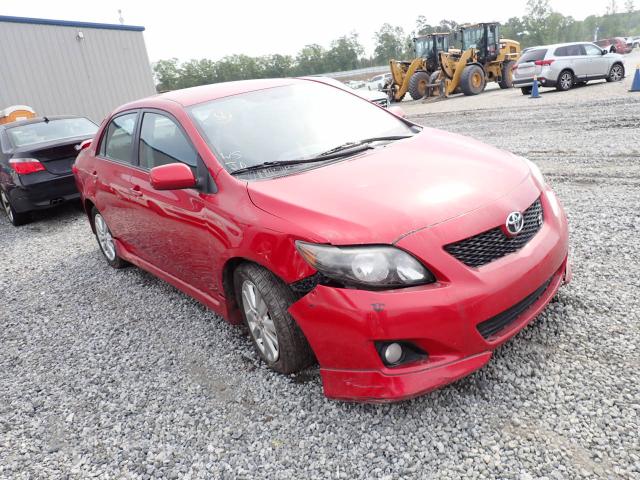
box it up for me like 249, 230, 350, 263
0, 15, 156, 122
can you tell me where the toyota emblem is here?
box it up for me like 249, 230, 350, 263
505, 211, 524, 236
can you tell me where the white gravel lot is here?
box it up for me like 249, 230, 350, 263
1, 61, 639, 478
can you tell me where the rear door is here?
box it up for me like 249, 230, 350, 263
93, 111, 142, 253
568, 44, 589, 79
126, 110, 217, 295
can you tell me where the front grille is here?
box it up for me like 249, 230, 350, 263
444, 198, 543, 268
477, 276, 552, 339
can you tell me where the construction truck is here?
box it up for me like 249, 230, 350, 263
385, 33, 450, 102
429, 23, 520, 98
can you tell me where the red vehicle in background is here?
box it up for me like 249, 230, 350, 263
595, 37, 631, 54
73, 78, 570, 402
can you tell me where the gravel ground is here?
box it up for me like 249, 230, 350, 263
1, 77, 640, 479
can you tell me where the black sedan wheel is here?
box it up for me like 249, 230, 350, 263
0, 190, 29, 226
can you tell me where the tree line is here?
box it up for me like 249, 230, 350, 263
153, 0, 640, 91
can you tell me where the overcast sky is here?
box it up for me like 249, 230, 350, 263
1, 0, 613, 61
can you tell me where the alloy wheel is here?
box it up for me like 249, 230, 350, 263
1, 191, 14, 223
610, 65, 623, 81
241, 280, 279, 363
560, 72, 573, 90
94, 213, 116, 261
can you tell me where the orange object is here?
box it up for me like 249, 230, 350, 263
0, 105, 36, 125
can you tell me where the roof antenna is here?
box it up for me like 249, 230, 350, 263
118, 9, 124, 25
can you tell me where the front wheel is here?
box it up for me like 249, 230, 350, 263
408, 70, 430, 100
0, 189, 29, 226
460, 65, 486, 96
234, 263, 314, 374
556, 70, 574, 91
521, 86, 532, 95
92, 208, 127, 268
498, 61, 515, 89
606, 63, 624, 82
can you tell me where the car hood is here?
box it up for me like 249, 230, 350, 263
247, 128, 532, 244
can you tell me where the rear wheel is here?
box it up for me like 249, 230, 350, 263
556, 70, 574, 91
606, 63, 624, 82
0, 189, 29, 226
92, 208, 127, 269
460, 65, 486, 96
521, 86, 532, 95
234, 263, 314, 374
408, 71, 430, 100
498, 61, 515, 89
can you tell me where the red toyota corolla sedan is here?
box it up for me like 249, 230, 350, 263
73, 78, 570, 402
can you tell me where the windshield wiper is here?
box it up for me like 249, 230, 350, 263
230, 143, 374, 176
315, 135, 414, 157
230, 134, 414, 176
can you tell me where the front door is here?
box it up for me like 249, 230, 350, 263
126, 110, 218, 296
583, 43, 609, 77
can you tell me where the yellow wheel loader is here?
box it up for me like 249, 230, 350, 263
430, 23, 520, 98
385, 33, 450, 102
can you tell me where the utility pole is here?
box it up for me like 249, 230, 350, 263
594, 26, 600, 42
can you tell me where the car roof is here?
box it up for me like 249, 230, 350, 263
525, 41, 597, 51
0, 115, 89, 130
120, 78, 303, 112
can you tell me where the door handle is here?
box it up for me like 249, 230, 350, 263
130, 185, 143, 197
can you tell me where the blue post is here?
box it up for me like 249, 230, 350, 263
530, 75, 540, 98
630, 64, 640, 92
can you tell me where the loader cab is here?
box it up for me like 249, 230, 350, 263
414, 33, 450, 71
460, 23, 500, 63
414, 34, 449, 60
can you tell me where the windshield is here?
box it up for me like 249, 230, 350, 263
189, 82, 414, 174
6, 117, 98, 148
415, 37, 432, 57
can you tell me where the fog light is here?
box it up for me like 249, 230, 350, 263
383, 343, 403, 364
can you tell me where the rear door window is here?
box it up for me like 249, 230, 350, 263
518, 49, 547, 63
100, 113, 138, 164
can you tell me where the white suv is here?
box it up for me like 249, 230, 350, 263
512, 42, 625, 95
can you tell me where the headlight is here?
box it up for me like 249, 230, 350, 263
526, 158, 546, 187
295, 241, 434, 289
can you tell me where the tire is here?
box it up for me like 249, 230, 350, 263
556, 70, 574, 91
91, 207, 128, 269
460, 65, 486, 96
498, 61, 515, 89
521, 86, 532, 95
606, 63, 624, 82
428, 71, 442, 96
0, 189, 30, 226
408, 70, 430, 100
387, 87, 405, 103
234, 263, 314, 374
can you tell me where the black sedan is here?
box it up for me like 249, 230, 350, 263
0, 116, 98, 226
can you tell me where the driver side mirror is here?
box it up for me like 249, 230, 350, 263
150, 163, 197, 190
601, 49, 608, 55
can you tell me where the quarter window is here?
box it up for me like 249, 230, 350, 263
139, 113, 197, 170
100, 113, 138, 163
